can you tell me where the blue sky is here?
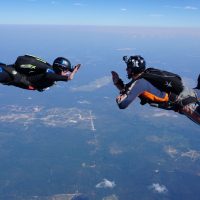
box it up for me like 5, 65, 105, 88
0, 0, 200, 27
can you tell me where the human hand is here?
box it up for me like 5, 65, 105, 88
111, 71, 120, 84
73, 64, 81, 73
116, 94, 127, 103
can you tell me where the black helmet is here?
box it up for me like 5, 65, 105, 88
123, 55, 146, 76
53, 57, 72, 74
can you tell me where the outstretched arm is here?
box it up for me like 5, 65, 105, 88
42, 64, 81, 82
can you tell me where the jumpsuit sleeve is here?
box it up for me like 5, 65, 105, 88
27, 73, 69, 84
117, 79, 149, 109
44, 73, 69, 82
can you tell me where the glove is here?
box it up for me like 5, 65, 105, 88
111, 71, 120, 84
111, 71, 125, 91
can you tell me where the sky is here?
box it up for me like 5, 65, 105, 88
0, 0, 200, 27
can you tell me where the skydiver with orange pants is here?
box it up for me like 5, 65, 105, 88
112, 55, 200, 125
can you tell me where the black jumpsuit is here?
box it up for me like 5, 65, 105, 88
0, 63, 68, 91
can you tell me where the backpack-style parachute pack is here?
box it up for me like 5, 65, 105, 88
140, 68, 184, 95
14, 55, 52, 76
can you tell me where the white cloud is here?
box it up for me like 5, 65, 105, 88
70, 76, 112, 92
184, 6, 198, 10
73, 3, 84, 6
152, 111, 178, 118
150, 183, 168, 194
78, 100, 91, 104
121, 8, 127, 11
116, 48, 134, 51
170, 5, 198, 10
164, 146, 178, 158
102, 194, 119, 200
96, 179, 116, 189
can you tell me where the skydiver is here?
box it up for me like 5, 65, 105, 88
112, 55, 200, 125
0, 55, 81, 91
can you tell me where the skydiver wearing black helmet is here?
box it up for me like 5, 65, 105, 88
0, 55, 81, 91
112, 55, 200, 125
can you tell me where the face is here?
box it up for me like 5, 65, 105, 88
126, 67, 133, 79
61, 69, 70, 76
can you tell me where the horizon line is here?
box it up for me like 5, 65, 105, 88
0, 24, 200, 29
